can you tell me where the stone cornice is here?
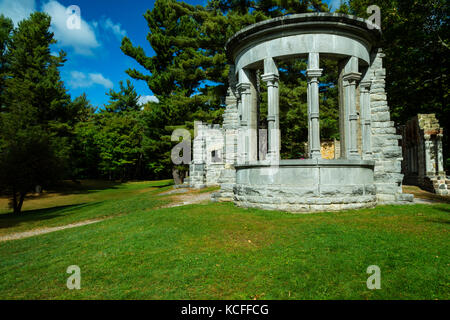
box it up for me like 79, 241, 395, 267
226, 13, 382, 62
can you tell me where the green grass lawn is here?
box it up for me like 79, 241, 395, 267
0, 180, 173, 236
0, 180, 449, 299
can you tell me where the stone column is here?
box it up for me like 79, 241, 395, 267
437, 133, 445, 176
261, 58, 280, 161
342, 56, 361, 159
237, 68, 257, 163
424, 135, 434, 176
237, 81, 250, 163
306, 52, 322, 159
359, 76, 372, 159
235, 89, 245, 164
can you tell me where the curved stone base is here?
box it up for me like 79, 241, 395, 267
234, 159, 377, 213
234, 185, 376, 212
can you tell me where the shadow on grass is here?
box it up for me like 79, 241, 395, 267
423, 217, 450, 225
433, 205, 450, 214
403, 185, 450, 204
49, 179, 174, 195
44, 180, 124, 196
1, 180, 175, 203
149, 181, 174, 188
0, 202, 103, 229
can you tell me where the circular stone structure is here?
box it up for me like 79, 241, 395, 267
234, 159, 376, 212
225, 13, 385, 212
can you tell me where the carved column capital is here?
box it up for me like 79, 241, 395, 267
236, 82, 251, 94
343, 72, 362, 86
261, 73, 279, 87
306, 68, 323, 82
360, 80, 371, 92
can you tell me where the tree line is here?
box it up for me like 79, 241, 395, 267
0, 0, 448, 213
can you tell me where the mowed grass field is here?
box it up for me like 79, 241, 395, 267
0, 180, 449, 299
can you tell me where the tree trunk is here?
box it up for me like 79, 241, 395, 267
16, 192, 26, 214
12, 190, 18, 214
12, 191, 26, 214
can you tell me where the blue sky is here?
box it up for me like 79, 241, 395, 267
0, 0, 342, 108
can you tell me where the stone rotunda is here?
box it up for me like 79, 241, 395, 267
189, 13, 414, 212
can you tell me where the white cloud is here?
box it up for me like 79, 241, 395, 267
1, 1, 126, 55
89, 73, 114, 89
103, 18, 126, 40
69, 71, 113, 89
0, 0, 36, 25
42, 1, 100, 55
138, 95, 159, 105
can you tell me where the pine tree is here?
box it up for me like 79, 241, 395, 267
0, 12, 71, 214
0, 15, 13, 112
105, 80, 141, 113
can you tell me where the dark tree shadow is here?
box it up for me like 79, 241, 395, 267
44, 180, 124, 196
423, 218, 450, 225
433, 206, 450, 214
0, 202, 103, 229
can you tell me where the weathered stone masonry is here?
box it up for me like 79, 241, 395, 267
399, 114, 449, 195
368, 49, 413, 203
188, 66, 240, 194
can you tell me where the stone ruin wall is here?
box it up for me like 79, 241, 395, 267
399, 113, 449, 195
367, 49, 412, 203
188, 69, 240, 195
188, 123, 225, 189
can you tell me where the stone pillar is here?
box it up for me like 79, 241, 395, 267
247, 71, 258, 162
360, 73, 372, 159
237, 70, 258, 163
342, 56, 361, 159
437, 133, 445, 176
237, 83, 248, 163
261, 58, 280, 161
306, 52, 322, 159
423, 134, 434, 176
189, 121, 207, 188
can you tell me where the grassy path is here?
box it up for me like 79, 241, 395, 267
0, 219, 104, 241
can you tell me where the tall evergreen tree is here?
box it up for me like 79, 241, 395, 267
0, 15, 13, 112
0, 12, 70, 214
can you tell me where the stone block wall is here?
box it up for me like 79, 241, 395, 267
189, 68, 240, 194
189, 123, 226, 188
